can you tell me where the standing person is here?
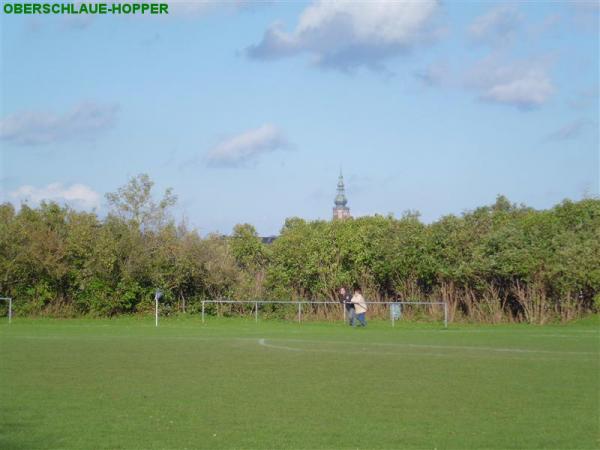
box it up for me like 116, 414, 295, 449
338, 287, 354, 326
351, 287, 367, 327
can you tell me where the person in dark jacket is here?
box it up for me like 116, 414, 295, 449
338, 287, 354, 326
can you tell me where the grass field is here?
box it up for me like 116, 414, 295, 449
1, 316, 598, 450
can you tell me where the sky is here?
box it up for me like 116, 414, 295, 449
1, 0, 598, 236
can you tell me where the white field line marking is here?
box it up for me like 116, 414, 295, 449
5, 334, 598, 356
407, 330, 599, 338
258, 338, 598, 356
4, 333, 596, 357
257, 338, 450, 358
526, 334, 599, 339
3, 329, 596, 342
257, 338, 304, 352
451, 331, 598, 337
3, 322, 597, 337
3, 335, 235, 342
255, 339, 592, 363
396, 329, 599, 337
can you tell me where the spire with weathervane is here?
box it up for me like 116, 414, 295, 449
332, 170, 351, 220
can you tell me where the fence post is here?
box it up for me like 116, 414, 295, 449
444, 302, 448, 328
8, 298, 11, 324
298, 302, 301, 323
155, 296, 158, 327
391, 303, 395, 328
255, 302, 258, 323
201, 301, 205, 324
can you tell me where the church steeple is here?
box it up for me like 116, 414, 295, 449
332, 170, 351, 220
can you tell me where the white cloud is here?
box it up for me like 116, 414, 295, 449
166, 0, 257, 16
469, 5, 522, 46
9, 183, 101, 209
415, 61, 452, 87
569, 0, 600, 12
24, 1, 257, 31
205, 124, 288, 168
61, 8, 94, 29
568, 87, 599, 110
247, 0, 440, 71
567, 0, 599, 32
467, 56, 555, 109
530, 13, 562, 38
0, 101, 118, 146
544, 119, 590, 142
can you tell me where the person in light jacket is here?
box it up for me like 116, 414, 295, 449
350, 287, 367, 327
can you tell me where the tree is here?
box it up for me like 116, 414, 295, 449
1, 184, 598, 322
230, 224, 270, 299
105, 174, 177, 230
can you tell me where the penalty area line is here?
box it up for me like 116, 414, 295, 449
257, 338, 597, 357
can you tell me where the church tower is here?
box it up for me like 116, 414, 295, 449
332, 171, 351, 220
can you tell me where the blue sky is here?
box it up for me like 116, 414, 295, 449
1, 1, 598, 235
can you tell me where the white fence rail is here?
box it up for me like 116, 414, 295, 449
200, 300, 448, 328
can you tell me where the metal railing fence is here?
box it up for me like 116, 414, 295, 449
200, 300, 448, 328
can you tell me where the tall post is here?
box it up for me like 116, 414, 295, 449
155, 295, 158, 327
255, 302, 258, 323
298, 302, 301, 323
201, 301, 205, 324
391, 303, 395, 328
154, 290, 163, 328
444, 302, 448, 328
8, 298, 12, 324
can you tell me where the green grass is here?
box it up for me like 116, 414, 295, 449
1, 316, 598, 449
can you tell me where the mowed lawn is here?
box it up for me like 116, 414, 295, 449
0, 317, 598, 450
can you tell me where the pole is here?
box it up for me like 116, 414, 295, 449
391, 303, 395, 328
255, 302, 258, 323
155, 295, 158, 327
201, 301, 205, 324
298, 302, 301, 323
8, 298, 11, 324
444, 302, 448, 329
